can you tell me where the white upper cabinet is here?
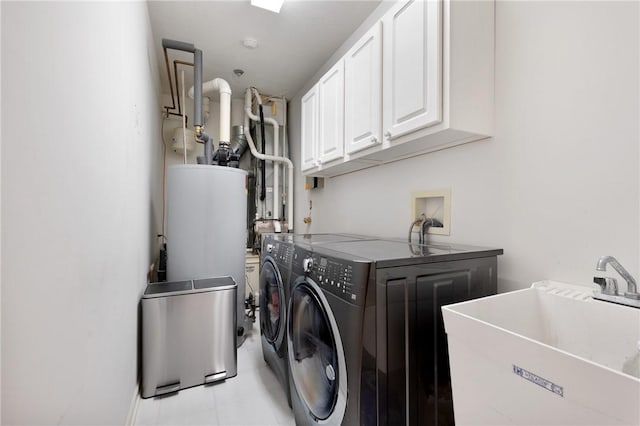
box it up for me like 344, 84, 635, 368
301, 84, 319, 171
382, 0, 442, 141
301, 0, 495, 177
344, 22, 382, 155
317, 60, 345, 164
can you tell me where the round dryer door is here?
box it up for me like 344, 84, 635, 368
288, 277, 347, 423
259, 258, 286, 346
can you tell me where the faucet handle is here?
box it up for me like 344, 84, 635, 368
594, 277, 618, 296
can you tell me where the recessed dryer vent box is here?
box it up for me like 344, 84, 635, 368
412, 189, 451, 236
305, 176, 324, 190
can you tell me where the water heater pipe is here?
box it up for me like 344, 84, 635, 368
244, 88, 294, 231
189, 78, 232, 144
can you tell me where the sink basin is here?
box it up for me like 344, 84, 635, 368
442, 280, 640, 425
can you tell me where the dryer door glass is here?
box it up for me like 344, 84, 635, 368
289, 282, 338, 420
259, 260, 284, 343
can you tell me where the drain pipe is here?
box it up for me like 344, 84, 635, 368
244, 88, 294, 231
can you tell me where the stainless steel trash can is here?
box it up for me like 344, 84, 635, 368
141, 277, 237, 398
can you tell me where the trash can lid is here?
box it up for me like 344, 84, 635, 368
144, 280, 192, 296
142, 276, 237, 299
193, 276, 236, 290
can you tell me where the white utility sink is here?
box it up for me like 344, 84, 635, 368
442, 281, 640, 425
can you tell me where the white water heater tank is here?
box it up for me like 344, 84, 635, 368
167, 164, 247, 329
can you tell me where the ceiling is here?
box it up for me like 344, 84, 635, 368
147, 0, 381, 101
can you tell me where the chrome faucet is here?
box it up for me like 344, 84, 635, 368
595, 256, 639, 300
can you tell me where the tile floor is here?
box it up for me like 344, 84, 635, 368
135, 319, 295, 425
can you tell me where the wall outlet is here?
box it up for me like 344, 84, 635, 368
412, 189, 451, 236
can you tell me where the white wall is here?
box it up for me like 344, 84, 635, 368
1, 2, 163, 424
0, 4, 2, 423
290, 1, 639, 292
0, 2, 3, 421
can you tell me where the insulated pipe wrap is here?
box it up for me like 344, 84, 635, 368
259, 105, 266, 202
202, 133, 213, 165
243, 88, 294, 230
194, 49, 203, 128
252, 89, 280, 219
162, 38, 195, 52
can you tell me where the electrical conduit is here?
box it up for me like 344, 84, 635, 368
244, 88, 294, 231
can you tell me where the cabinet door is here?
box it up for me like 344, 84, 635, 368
378, 257, 497, 425
301, 84, 319, 171
344, 22, 382, 155
382, 0, 442, 141
318, 60, 345, 164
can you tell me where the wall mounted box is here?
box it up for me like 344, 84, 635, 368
141, 277, 237, 398
412, 189, 451, 235
304, 176, 325, 190
302, 0, 494, 178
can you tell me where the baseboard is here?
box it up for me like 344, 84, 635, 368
125, 384, 141, 426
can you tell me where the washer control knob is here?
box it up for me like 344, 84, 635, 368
266, 244, 274, 253
303, 257, 314, 273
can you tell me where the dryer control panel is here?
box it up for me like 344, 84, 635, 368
293, 248, 370, 305
273, 242, 293, 265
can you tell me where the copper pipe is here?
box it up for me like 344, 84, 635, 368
162, 47, 177, 113
162, 47, 195, 118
